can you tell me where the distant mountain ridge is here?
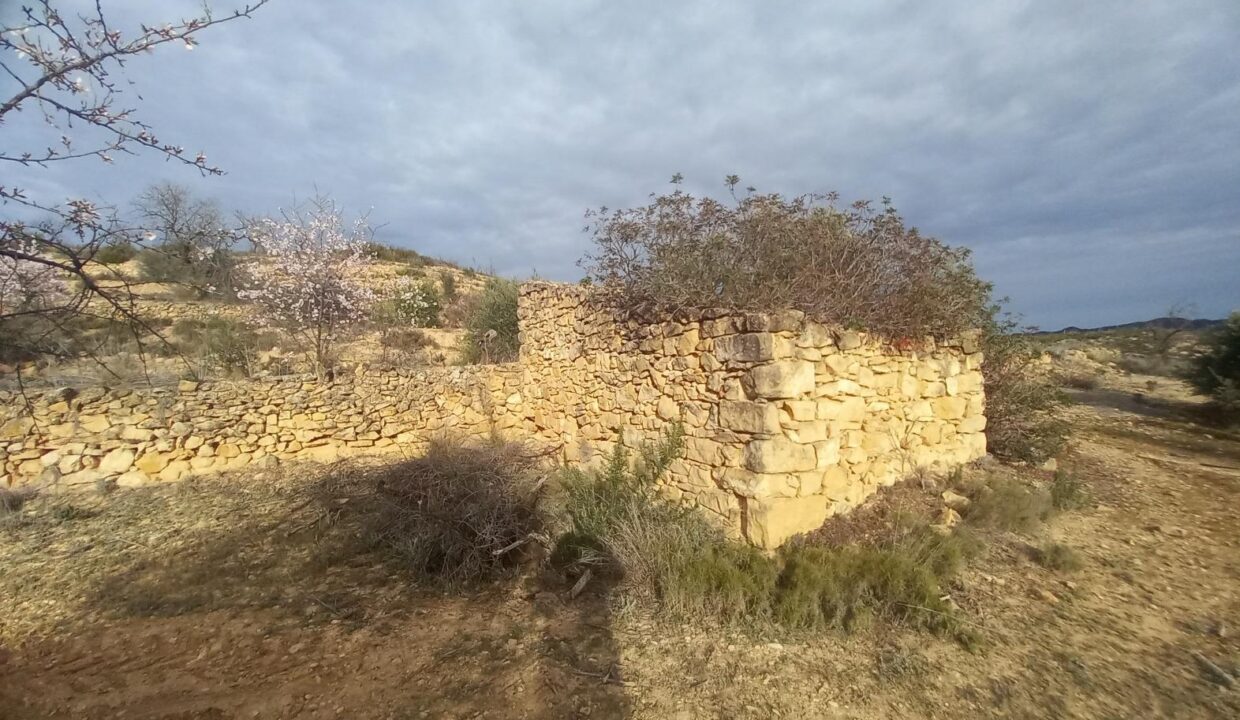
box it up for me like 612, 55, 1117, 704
1044, 317, 1225, 335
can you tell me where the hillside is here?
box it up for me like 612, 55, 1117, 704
0, 246, 496, 389
1044, 317, 1225, 335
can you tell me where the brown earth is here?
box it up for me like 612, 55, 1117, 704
2, 374, 1238, 719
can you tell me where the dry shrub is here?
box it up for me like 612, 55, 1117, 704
350, 437, 547, 586
964, 477, 1053, 533
1189, 312, 1240, 422
1050, 469, 1087, 510
982, 315, 1069, 464
1062, 373, 1100, 390
1035, 542, 1082, 572
582, 177, 991, 339
0, 485, 38, 514
380, 327, 433, 357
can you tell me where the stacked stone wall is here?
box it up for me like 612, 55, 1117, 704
514, 283, 987, 546
1, 282, 986, 547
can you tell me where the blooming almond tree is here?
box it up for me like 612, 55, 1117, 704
241, 199, 377, 375
0, 1, 267, 365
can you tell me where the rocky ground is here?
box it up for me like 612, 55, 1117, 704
1, 355, 1238, 719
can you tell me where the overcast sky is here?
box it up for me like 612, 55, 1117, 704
5, 0, 1238, 329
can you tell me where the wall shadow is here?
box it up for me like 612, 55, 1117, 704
1, 464, 633, 719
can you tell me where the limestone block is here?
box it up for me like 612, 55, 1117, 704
657, 396, 680, 421
1, 417, 34, 439
718, 401, 780, 434
788, 421, 828, 444
819, 465, 851, 499
750, 361, 815, 399
817, 396, 865, 423
744, 437, 816, 473
906, 400, 934, 421
61, 468, 103, 486
78, 414, 111, 434
835, 330, 863, 350
119, 426, 154, 442
718, 468, 797, 498
813, 438, 841, 468
797, 322, 834, 348
695, 489, 737, 515
958, 415, 987, 433
714, 333, 776, 363
956, 371, 983, 394
859, 431, 891, 453
782, 400, 816, 422
48, 422, 75, 438
822, 353, 850, 376
747, 495, 832, 549
135, 452, 171, 475
933, 396, 968, 420
158, 460, 192, 482
684, 437, 723, 465
98, 447, 135, 475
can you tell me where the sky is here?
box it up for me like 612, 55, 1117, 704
4, 0, 1238, 330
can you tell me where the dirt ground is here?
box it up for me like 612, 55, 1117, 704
2, 373, 1238, 719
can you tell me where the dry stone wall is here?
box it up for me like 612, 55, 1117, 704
0, 367, 529, 490
515, 283, 987, 547
1, 282, 986, 548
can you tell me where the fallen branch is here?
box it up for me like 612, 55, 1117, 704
1191, 651, 1236, 689
569, 568, 594, 600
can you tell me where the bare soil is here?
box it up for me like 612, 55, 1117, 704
2, 375, 1238, 719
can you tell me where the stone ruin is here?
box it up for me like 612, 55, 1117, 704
1, 282, 986, 547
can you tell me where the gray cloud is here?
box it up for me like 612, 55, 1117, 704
6, 0, 1238, 328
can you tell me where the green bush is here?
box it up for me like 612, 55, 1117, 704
93, 242, 137, 264
1189, 312, 1240, 419
1062, 373, 1099, 390
381, 327, 432, 352
1050, 469, 1087, 511
461, 278, 520, 363
552, 426, 978, 638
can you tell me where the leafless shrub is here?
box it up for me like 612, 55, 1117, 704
1062, 373, 1100, 390
581, 176, 991, 339
982, 315, 1068, 464
334, 437, 549, 587
0, 485, 39, 515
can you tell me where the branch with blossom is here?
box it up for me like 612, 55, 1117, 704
0, 1, 268, 376
241, 198, 377, 374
